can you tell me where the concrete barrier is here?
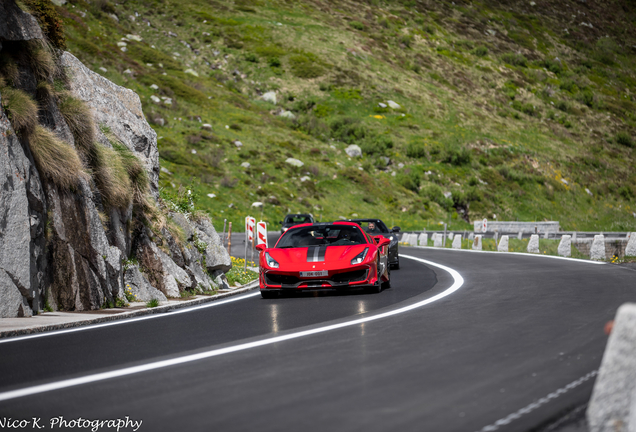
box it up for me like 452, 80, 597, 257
527, 234, 540, 253
472, 235, 482, 250
591, 234, 606, 260
517, 231, 523, 240
587, 303, 636, 432
626, 232, 636, 257
474, 220, 560, 234
418, 233, 428, 247
468, 232, 474, 241
408, 233, 417, 247
452, 235, 462, 249
558, 235, 572, 257
434, 233, 444, 248
498, 235, 509, 252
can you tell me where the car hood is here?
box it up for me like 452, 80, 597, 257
268, 244, 369, 265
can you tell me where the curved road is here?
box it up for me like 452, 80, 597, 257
0, 247, 633, 431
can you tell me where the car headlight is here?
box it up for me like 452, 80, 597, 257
265, 252, 279, 268
350, 248, 369, 265
282, 227, 289, 232
389, 235, 397, 246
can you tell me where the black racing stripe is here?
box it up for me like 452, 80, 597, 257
307, 246, 317, 262
317, 245, 326, 261
306, 245, 327, 262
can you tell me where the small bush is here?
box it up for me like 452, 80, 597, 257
443, 146, 472, 166
555, 100, 569, 112
501, 53, 528, 67
146, 298, 160, 308
113, 142, 149, 204
577, 90, 595, 107
542, 58, 563, 74
406, 142, 426, 158
29, 125, 84, 189
91, 142, 132, 208
471, 46, 488, 57
0, 87, 38, 134
22, 0, 66, 49
330, 117, 367, 144
26, 41, 56, 81
350, 21, 365, 31
616, 132, 634, 148
361, 135, 393, 156
268, 57, 281, 67
289, 53, 326, 79
245, 53, 258, 63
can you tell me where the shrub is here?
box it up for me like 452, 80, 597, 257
0, 86, 38, 135
22, 0, 66, 49
29, 125, 84, 189
330, 117, 367, 144
113, 142, 149, 205
268, 57, 281, 67
443, 146, 472, 166
406, 142, 426, 158
396, 171, 420, 192
361, 135, 393, 156
350, 21, 365, 31
616, 132, 634, 148
577, 90, 595, 107
501, 53, 528, 67
471, 46, 488, 57
555, 100, 569, 112
91, 142, 132, 208
542, 58, 563, 74
245, 53, 258, 63
559, 78, 579, 93
146, 298, 160, 308
289, 53, 326, 79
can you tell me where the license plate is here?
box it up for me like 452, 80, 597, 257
299, 270, 328, 278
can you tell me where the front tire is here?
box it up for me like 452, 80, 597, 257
368, 261, 382, 294
382, 265, 391, 289
261, 290, 278, 299
391, 257, 400, 270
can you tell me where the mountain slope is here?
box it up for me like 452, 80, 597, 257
51, 0, 636, 231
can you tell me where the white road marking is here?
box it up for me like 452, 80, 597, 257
406, 245, 606, 265
0, 291, 262, 345
476, 370, 598, 432
0, 254, 463, 402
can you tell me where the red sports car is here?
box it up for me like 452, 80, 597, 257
255, 221, 392, 298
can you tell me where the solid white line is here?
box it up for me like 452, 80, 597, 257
404, 245, 606, 265
475, 370, 598, 432
0, 254, 463, 402
0, 291, 262, 345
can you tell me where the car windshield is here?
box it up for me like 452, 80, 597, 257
277, 225, 367, 248
354, 220, 389, 234
284, 215, 313, 224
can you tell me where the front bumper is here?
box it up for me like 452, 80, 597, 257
260, 267, 372, 291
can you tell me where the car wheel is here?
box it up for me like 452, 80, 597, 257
391, 258, 400, 270
261, 290, 278, 299
382, 265, 391, 289
368, 261, 382, 294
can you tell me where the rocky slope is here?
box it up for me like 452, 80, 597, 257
0, 0, 231, 318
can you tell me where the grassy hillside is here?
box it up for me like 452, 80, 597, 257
48, 0, 636, 231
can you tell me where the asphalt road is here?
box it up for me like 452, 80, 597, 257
0, 247, 633, 432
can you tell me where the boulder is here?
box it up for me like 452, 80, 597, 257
0, 101, 47, 316
261, 91, 277, 104
279, 110, 296, 119
527, 234, 540, 253
625, 233, 636, 257
418, 233, 428, 246
60, 52, 160, 198
387, 100, 401, 109
498, 235, 509, 252
124, 266, 167, 302
452, 235, 462, 249
591, 235, 606, 260
587, 303, 636, 432
472, 235, 482, 250
285, 158, 304, 167
558, 235, 572, 257
345, 145, 362, 158
134, 229, 188, 297
0, 0, 43, 41
193, 218, 232, 274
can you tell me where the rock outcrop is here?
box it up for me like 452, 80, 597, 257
0, 2, 231, 317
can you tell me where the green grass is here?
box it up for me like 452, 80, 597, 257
54, 0, 636, 233
146, 298, 160, 308
29, 125, 84, 189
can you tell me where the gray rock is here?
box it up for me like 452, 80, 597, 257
193, 218, 232, 273
0, 99, 46, 316
285, 158, 304, 167
587, 303, 636, 432
169, 212, 194, 240
472, 235, 482, 250
0, 1, 44, 41
558, 235, 572, 257
185, 260, 215, 291
625, 233, 636, 257
135, 229, 186, 297
345, 145, 362, 158
452, 235, 462, 249
241, 162, 251, 168
60, 52, 160, 199
261, 91, 277, 104
123, 266, 166, 302
279, 110, 296, 119
378, 102, 387, 108
387, 100, 401, 109
0, 269, 32, 317
591, 234, 606, 260
527, 234, 540, 253
498, 235, 509, 252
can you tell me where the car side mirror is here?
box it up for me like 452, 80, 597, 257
279, 221, 283, 225
255, 244, 266, 252
392, 226, 401, 233
378, 237, 391, 247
